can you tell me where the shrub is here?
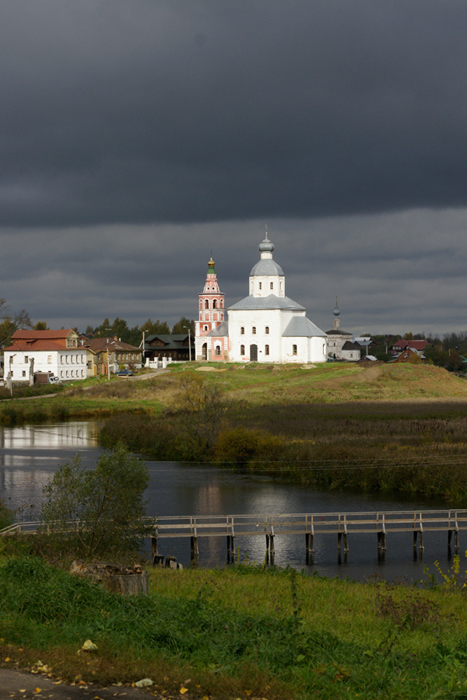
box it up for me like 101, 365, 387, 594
214, 426, 284, 467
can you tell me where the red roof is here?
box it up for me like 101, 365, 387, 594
12, 329, 75, 340
3, 339, 72, 351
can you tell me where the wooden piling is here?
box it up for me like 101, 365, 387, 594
227, 535, 235, 563
151, 537, 158, 558
190, 536, 199, 560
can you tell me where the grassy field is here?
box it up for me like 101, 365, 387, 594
2, 556, 467, 699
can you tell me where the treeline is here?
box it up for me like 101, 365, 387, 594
82, 316, 195, 348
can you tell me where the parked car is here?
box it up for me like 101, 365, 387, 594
48, 376, 61, 384
116, 369, 133, 376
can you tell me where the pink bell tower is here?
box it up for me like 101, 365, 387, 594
195, 255, 225, 360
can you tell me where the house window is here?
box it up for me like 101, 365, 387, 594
241, 327, 245, 335
265, 326, 269, 334
270, 282, 273, 289
293, 345, 297, 355
48, 355, 52, 364
252, 327, 256, 335
25, 356, 28, 363
22, 370, 26, 377
215, 346, 221, 356
240, 344, 245, 355
265, 345, 270, 356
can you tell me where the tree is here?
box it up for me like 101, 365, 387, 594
41, 444, 151, 560
140, 318, 170, 336
0, 302, 32, 348
173, 374, 226, 455
33, 321, 49, 331
172, 317, 195, 335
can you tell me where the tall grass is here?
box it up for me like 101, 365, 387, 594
2, 557, 467, 698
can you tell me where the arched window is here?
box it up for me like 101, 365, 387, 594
241, 327, 245, 335
293, 344, 297, 355
204, 325, 208, 331
270, 282, 273, 290
240, 344, 245, 355
252, 327, 256, 335
265, 345, 270, 356
220, 299, 223, 307
199, 301, 202, 308
265, 326, 269, 334
205, 300, 209, 309
259, 282, 262, 290
213, 299, 217, 309
215, 346, 221, 356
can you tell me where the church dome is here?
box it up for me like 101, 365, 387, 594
258, 236, 275, 253
250, 259, 284, 276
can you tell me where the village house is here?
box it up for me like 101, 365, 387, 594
3, 329, 86, 382
144, 334, 195, 363
82, 337, 143, 376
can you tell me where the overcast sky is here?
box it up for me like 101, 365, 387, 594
2, 0, 467, 336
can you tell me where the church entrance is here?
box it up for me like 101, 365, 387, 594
202, 343, 207, 360
250, 344, 258, 362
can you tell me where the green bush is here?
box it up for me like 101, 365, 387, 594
214, 426, 284, 467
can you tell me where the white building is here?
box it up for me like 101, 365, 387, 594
196, 234, 328, 364
325, 301, 361, 362
3, 329, 87, 382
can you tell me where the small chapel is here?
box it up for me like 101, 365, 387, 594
194, 234, 328, 363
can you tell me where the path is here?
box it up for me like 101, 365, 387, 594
0, 669, 164, 699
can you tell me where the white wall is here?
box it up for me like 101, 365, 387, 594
4, 349, 87, 381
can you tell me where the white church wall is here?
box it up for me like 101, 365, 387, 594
249, 276, 285, 298
229, 308, 283, 362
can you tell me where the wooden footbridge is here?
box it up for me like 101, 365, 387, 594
3, 509, 467, 565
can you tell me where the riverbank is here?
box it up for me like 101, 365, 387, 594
3, 363, 467, 504
1, 557, 467, 699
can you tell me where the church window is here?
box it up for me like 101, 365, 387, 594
265, 345, 269, 356
205, 300, 209, 309
220, 299, 223, 307
240, 344, 245, 355
241, 327, 245, 335
265, 326, 269, 334
270, 282, 273, 290
252, 327, 256, 334
215, 346, 221, 356
293, 345, 297, 355
259, 282, 262, 290
204, 325, 208, 331
213, 299, 217, 308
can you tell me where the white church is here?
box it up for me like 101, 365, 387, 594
195, 234, 328, 363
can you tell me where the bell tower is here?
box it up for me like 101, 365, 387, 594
195, 255, 225, 341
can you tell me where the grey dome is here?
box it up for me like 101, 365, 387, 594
259, 236, 275, 253
250, 259, 284, 276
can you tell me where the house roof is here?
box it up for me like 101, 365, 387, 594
342, 341, 361, 350
390, 339, 429, 351
144, 334, 193, 351
3, 339, 72, 352
229, 294, 305, 312
206, 321, 229, 337
85, 338, 142, 353
282, 316, 327, 338
12, 329, 76, 340
4, 329, 79, 352
326, 328, 353, 336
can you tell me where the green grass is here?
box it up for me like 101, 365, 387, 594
2, 557, 467, 698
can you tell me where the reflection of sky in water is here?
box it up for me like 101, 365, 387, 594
0, 421, 462, 582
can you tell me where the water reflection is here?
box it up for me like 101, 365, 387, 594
0, 421, 461, 582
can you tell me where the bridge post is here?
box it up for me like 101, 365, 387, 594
343, 533, 349, 552
305, 532, 314, 563
337, 532, 342, 551
151, 537, 158, 559
266, 533, 275, 564
190, 536, 199, 561
227, 535, 235, 563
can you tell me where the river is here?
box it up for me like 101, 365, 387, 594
0, 420, 460, 582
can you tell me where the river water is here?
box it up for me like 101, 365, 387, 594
0, 421, 460, 582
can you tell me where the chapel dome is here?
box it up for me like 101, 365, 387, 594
250, 259, 284, 276
258, 236, 275, 253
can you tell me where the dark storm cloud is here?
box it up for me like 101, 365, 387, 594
1, 212, 467, 335
3, 0, 467, 226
